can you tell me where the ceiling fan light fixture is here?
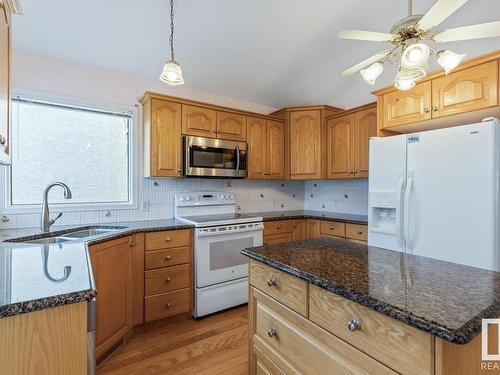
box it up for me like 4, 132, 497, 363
360, 62, 384, 85
401, 43, 430, 68
394, 77, 416, 91
394, 66, 426, 91
437, 50, 467, 74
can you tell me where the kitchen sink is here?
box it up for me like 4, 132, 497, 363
24, 237, 73, 244
61, 228, 121, 239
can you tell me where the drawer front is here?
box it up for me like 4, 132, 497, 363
145, 246, 190, 270
263, 233, 293, 245
145, 229, 190, 251
320, 221, 345, 237
254, 346, 286, 375
345, 223, 368, 242
309, 285, 432, 375
252, 287, 397, 375
264, 220, 292, 236
249, 260, 307, 316
145, 264, 190, 296
144, 288, 190, 322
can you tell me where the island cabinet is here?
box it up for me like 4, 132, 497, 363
0, 0, 12, 164
248, 259, 487, 375
375, 52, 500, 135
247, 117, 285, 179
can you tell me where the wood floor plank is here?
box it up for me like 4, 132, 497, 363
97, 306, 248, 375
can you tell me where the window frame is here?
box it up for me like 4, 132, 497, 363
0, 93, 139, 214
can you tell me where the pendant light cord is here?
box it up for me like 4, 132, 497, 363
169, 0, 175, 60
408, 0, 412, 17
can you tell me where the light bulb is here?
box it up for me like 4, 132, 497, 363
401, 43, 430, 68
394, 78, 416, 91
437, 50, 466, 75
160, 59, 185, 86
394, 66, 426, 91
360, 62, 384, 85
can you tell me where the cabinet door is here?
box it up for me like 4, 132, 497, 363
89, 236, 133, 356
291, 220, 306, 241
264, 233, 293, 245
266, 120, 285, 179
151, 99, 182, 177
353, 107, 377, 178
306, 219, 321, 239
0, 4, 10, 163
247, 117, 267, 179
326, 114, 353, 179
382, 81, 432, 128
181, 104, 217, 138
289, 110, 322, 179
431, 61, 498, 118
217, 111, 247, 141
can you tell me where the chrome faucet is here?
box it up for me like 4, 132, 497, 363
41, 182, 72, 232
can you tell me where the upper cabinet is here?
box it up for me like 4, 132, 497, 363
217, 111, 247, 141
181, 105, 217, 138
326, 105, 376, 179
0, 1, 11, 165
289, 110, 322, 179
376, 53, 500, 133
247, 117, 285, 179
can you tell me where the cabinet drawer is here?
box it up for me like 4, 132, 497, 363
309, 285, 433, 375
263, 233, 292, 245
320, 221, 345, 237
145, 264, 190, 296
345, 223, 368, 242
252, 287, 397, 375
145, 246, 190, 270
144, 288, 190, 322
145, 229, 190, 251
254, 345, 286, 375
263, 220, 292, 236
249, 260, 307, 316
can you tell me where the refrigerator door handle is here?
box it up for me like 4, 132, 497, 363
396, 174, 405, 249
404, 173, 414, 253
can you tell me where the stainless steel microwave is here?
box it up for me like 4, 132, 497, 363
183, 136, 247, 178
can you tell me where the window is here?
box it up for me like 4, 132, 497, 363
8, 97, 132, 207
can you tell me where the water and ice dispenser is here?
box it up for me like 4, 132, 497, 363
369, 191, 398, 234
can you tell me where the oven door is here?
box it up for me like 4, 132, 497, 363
184, 136, 247, 178
195, 223, 263, 288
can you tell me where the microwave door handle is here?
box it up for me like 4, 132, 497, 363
235, 145, 240, 173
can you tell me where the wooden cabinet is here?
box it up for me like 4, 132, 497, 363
326, 105, 377, 179
431, 61, 498, 118
0, 1, 11, 164
216, 111, 247, 141
247, 117, 285, 179
306, 219, 321, 239
181, 104, 217, 138
291, 219, 306, 241
289, 110, 322, 179
382, 81, 432, 128
89, 236, 134, 356
142, 98, 182, 177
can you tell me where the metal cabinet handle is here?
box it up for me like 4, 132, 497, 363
329, 226, 335, 230
347, 319, 361, 331
432, 106, 439, 112
267, 328, 278, 337
277, 225, 281, 229
166, 303, 171, 308
0, 134, 5, 145
164, 255, 172, 260
129, 242, 135, 247
165, 237, 172, 242
177, 168, 182, 172
213, 129, 217, 133
423, 107, 430, 113
267, 277, 277, 287
293, 224, 297, 228
357, 231, 363, 235
165, 277, 171, 283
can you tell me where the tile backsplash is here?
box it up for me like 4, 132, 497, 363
0, 178, 368, 228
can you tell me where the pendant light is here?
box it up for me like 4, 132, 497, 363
160, 0, 184, 86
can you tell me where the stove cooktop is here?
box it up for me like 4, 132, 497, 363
177, 213, 263, 227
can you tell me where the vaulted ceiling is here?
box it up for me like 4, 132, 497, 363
12, 0, 500, 111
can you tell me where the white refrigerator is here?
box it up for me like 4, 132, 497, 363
368, 118, 500, 271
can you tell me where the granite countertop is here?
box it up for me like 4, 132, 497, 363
248, 210, 368, 225
0, 219, 194, 319
242, 237, 500, 344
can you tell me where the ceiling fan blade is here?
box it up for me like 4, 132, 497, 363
417, 0, 468, 31
433, 21, 500, 42
338, 30, 396, 42
342, 49, 393, 76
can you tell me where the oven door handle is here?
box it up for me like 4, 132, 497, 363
235, 145, 241, 173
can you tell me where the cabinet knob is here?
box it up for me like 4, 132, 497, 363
165, 237, 172, 242
213, 130, 217, 133
423, 107, 430, 113
165, 277, 171, 283
432, 106, 439, 112
329, 226, 335, 230
164, 255, 172, 260
177, 168, 182, 172
357, 231, 363, 235
129, 242, 135, 247
293, 224, 297, 228
166, 303, 171, 308
0, 135, 5, 145
347, 319, 361, 331
266, 277, 277, 287
267, 328, 278, 338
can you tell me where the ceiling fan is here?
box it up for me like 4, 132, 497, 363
338, 0, 500, 91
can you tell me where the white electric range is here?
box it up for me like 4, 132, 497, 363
175, 192, 263, 318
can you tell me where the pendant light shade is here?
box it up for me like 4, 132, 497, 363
160, 0, 184, 86
437, 50, 467, 75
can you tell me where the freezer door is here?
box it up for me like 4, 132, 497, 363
405, 122, 497, 270
368, 134, 407, 251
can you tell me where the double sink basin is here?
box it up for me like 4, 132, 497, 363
6, 226, 128, 245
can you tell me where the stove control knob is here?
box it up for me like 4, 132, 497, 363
179, 196, 185, 202
185, 196, 191, 201
229, 195, 234, 200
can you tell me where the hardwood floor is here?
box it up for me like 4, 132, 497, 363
97, 306, 249, 375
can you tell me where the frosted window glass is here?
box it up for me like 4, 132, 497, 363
10, 99, 130, 205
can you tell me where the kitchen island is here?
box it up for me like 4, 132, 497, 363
242, 237, 500, 375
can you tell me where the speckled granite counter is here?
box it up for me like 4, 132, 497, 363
242, 237, 500, 344
0, 219, 194, 318
249, 210, 367, 225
